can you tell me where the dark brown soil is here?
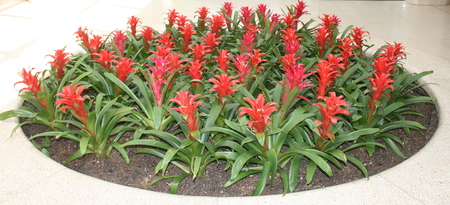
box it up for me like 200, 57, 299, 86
20, 96, 438, 197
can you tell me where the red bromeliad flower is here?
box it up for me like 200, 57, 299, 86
322, 54, 345, 71
240, 24, 260, 53
314, 92, 350, 142
89, 35, 103, 56
180, 23, 196, 53
176, 15, 189, 31
369, 56, 395, 111
249, 49, 267, 68
190, 43, 209, 62
47, 49, 71, 79
315, 58, 340, 98
55, 84, 88, 123
140, 26, 155, 51
195, 6, 210, 29
113, 30, 128, 56
313, 27, 330, 58
146, 56, 172, 107
166, 9, 180, 27
281, 13, 298, 30
112, 57, 136, 82
292, 0, 309, 19
209, 74, 239, 104
15, 68, 41, 96
239, 6, 254, 26
217, 49, 230, 72
372, 56, 395, 75
238, 94, 278, 150
170, 91, 203, 141
256, 4, 270, 21
128, 16, 141, 38
207, 14, 226, 36
156, 33, 175, 48
350, 27, 369, 55
201, 32, 222, 53
278, 54, 313, 103
221, 2, 234, 27
232, 54, 252, 84
379, 42, 406, 66
151, 45, 172, 58
319, 14, 340, 47
336, 37, 355, 69
74, 27, 90, 51
270, 14, 281, 34
184, 61, 206, 87
93, 49, 118, 70
281, 28, 302, 56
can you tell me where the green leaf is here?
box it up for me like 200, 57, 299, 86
346, 155, 369, 178
305, 160, 317, 184
170, 173, 192, 194
252, 161, 271, 196
288, 155, 303, 192
230, 150, 260, 181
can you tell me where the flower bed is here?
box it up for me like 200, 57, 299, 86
1, 1, 434, 196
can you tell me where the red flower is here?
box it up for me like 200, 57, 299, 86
231, 54, 252, 83
47, 49, 71, 79
209, 74, 239, 104
55, 84, 88, 122
256, 4, 270, 20
15, 68, 41, 95
314, 92, 350, 142
156, 32, 175, 48
180, 23, 196, 53
184, 61, 206, 87
239, 6, 254, 26
281, 28, 302, 55
278, 54, 312, 103
336, 37, 355, 69
166, 9, 179, 27
151, 45, 172, 58
313, 27, 330, 58
170, 91, 203, 141
140, 26, 155, 51
321, 54, 344, 71
207, 14, 226, 36
190, 43, 209, 62
112, 57, 136, 82
319, 14, 340, 32
292, 0, 309, 19
350, 27, 369, 54
217, 49, 230, 72
269, 14, 281, 33
113, 30, 128, 56
89, 35, 103, 55
315, 58, 340, 98
249, 49, 266, 68
369, 56, 396, 111
146, 56, 172, 107
239, 94, 278, 134
176, 15, 189, 30
372, 56, 395, 75
195, 6, 210, 29
74, 27, 90, 51
93, 49, 118, 70
221, 2, 234, 27
379, 42, 406, 66
128, 16, 141, 37
201, 32, 222, 53
281, 13, 298, 30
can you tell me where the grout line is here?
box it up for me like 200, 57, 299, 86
379, 175, 426, 205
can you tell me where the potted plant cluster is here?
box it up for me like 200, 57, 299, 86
1, 0, 434, 196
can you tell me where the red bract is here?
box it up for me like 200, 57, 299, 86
379, 42, 406, 66
217, 49, 230, 72
249, 49, 267, 67
170, 91, 203, 141
278, 54, 312, 104
180, 23, 196, 53
239, 6, 254, 26
190, 43, 209, 62
195, 7, 210, 29
177, 15, 189, 31
313, 27, 330, 58
270, 14, 281, 33
47, 49, 71, 79
113, 30, 128, 56
74, 27, 90, 51
256, 4, 270, 20
315, 59, 340, 98
184, 61, 206, 87
166, 9, 179, 27
239, 94, 278, 134
350, 27, 369, 54
128, 16, 141, 37
372, 56, 395, 75
281, 13, 298, 30
140, 26, 155, 51
207, 14, 226, 36
221, 2, 234, 27
314, 92, 350, 142
201, 32, 221, 53
281, 28, 302, 55
336, 37, 355, 69
89, 35, 103, 56
369, 72, 395, 111
15, 68, 41, 96
146, 56, 171, 107
55, 84, 88, 122
112, 57, 136, 82
151, 45, 172, 58
240, 33, 256, 53
209, 74, 239, 104
156, 33, 175, 48
93, 49, 118, 70
292, 0, 309, 19
319, 14, 340, 32
322, 54, 345, 71
232, 54, 252, 84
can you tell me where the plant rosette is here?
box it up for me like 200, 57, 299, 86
0, 0, 434, 196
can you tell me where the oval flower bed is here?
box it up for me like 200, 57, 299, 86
1, 1, 435, 196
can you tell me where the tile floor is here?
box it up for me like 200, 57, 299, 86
0, 0, 449, 204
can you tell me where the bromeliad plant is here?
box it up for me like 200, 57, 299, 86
1, 0, 435, 196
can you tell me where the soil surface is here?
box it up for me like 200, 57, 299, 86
20, 92, 438, 197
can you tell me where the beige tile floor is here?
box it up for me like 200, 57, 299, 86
0, 0, 449, 204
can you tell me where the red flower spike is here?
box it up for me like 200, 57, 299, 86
201, 32, 222, 53
190, 43, 209, 62
256, 4, 270, 20
269, 14, 281, 34
315, 59, 340, 98
88, 35, 103, 56
336, 37, 355, 69
217, 49, 230, 72
184, 61, 206, 87
140, 26, 155, 51
292, 0, 310, 19
151, 45, 172, 58
209, 74, 239, 104
207, 14, 226, 36
47, 49, 71, 79
313, 27, 330, 58
146, 56, 172, 107
278, 54, 312, 104
369, 72, 395, 111
372, 56, 395, 75
231, 54, 252, 83
166, 9, 179, 27
379, 42, 406, 66
180, 23, 197, 53
281, 28, 302, 55
281, 13, 298, 30
239, 94, 278, 134
249, 49, 267, 67
55, 84, 88, 122
239, 6, 254, 26
113, 30, 128, 56
128, 16, 141, 37
195, 6, 210, 29
221, 2, 234, 27
319, 14, 340, 32
74, 27, 90, 51
321, 54, 345, 72
112, 57, 136, 82
314, 92, 350, 142
156, 32, 175, 48
93, 49, 118, 70
350, 27, 369, 53
176, 15, 189, 31
15, 68, 41, 95
170, 91, 203, 141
